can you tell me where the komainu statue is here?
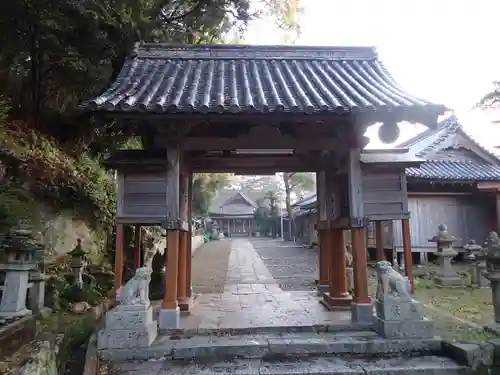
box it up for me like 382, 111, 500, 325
116, 267, 152, 306
375, 260, 411, 301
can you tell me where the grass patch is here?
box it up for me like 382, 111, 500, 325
413, 278, 493, 326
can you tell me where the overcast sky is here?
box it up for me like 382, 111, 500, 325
245, 0, 500, 148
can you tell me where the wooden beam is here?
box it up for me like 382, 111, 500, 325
407, 192, 473, 196
181, 136, 342, 151
186, 155, 320, 172
478, 181, 500, 191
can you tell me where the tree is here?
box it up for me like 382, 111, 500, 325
191, 173, 230, 216
282, 172, 314, 241
478, 81, 500, 109
253, 190, 280, 237
0, 0, 303, 152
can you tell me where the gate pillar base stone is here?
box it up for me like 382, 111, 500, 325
158, 307, 180, 330
351, 303, 374, 324
179, 297, 194, 312
321, 293, 352, 310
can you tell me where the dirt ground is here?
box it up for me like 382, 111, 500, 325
191, 240, 232, 294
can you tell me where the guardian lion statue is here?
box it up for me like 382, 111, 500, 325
375, 260, 411, 301
116, 267, 152, 306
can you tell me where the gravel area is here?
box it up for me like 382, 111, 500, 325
191, 240, 232, 294
250, 238, 318, 291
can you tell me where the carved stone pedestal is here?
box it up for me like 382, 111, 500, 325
374, 261, 434, 339
98, 266, 158, 350
374, 297, 434, 339
98, 303, 157, 349
158, 307, 180, 330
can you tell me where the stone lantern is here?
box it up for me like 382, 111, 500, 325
0, 229, 41, 317
464, 239, 489, 287
428, 224, 463, 286
483, 231, 500, 334
68, 239, 86, 288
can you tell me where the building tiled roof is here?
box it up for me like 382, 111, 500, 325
405, 160, 500, 181
81, 43, 445, 117
208, 187, 276, 216
397, 115, 500, 161
395, 115, 500, 181
294, 194, 317, 208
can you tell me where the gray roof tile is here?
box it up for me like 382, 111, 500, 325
405, 160, 500, 181
81, 44, 446, 116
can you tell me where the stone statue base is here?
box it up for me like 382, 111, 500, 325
434, 275, 465, 287
97, 303, 158, 350
374, 297, 434, 339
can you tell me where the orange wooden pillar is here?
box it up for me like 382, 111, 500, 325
113, 223, 124, 293
186, 229, 192, 298
186, 171, 193, 299
375, 221, 385, 261
350, 226, 372, 322
323, 228, 352, 308
178, 230, 192, 311
317, 226, 329, 295
163, 230, 180, 309
401, 218, 414, 293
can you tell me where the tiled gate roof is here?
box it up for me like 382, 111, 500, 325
81, 44, 446, 117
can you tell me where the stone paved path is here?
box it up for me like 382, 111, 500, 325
175, 238, 350, 332
251, 238, 318, 291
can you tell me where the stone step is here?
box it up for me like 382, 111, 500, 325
114, 355, 471, 375
161, 322, 373, 337
100, 330, 443, 361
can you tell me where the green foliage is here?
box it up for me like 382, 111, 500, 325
282, 172, 315, 240
192, 173, 230, 215
0, 0, 302, 146
0, 184, 36, 235
254, 190, 280, 236
0, 0, 302, 235
0, 118, 115, 227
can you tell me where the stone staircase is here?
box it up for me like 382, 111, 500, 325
101, 327, 482, 374
97, 262, 495, 374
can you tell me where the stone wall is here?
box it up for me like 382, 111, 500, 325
32, 203, 105, 262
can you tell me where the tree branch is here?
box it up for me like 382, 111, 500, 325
161, 1, 204, 24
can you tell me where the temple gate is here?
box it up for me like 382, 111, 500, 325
81, 43, 446, 329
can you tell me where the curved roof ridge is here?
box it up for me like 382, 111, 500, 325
397, 114, 500, 163
133, 42, 378, 60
